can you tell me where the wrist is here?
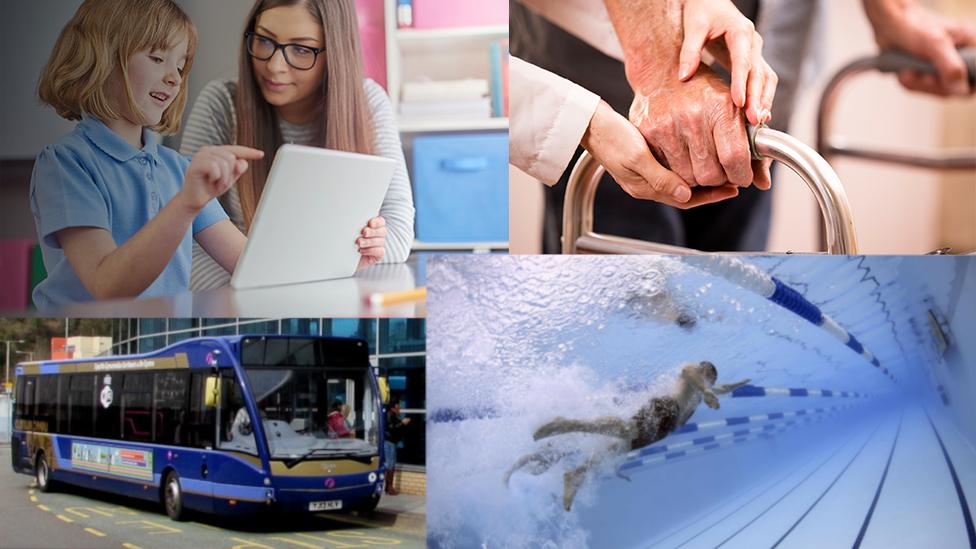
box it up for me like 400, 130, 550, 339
863, 0, 911, 42
173, 189, 204, 216
606, 0, 684, 91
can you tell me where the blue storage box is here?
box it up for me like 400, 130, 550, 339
412, 132, 508, 243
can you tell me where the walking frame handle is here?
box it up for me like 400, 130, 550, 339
562, 125, 859, 255
817, 48, 976, 171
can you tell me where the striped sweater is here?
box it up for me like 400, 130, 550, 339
179, 78, 414, 291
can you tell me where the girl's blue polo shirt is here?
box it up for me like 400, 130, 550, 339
30, 115, 229, 309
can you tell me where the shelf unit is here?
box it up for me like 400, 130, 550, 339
383, 0, 510, 252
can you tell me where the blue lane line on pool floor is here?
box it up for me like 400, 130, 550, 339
711, 432, 870, 548
924, 409, 976, 548
667, 429, 858, 549
771, 420, 886, 548
707, 425, 868, 549
851, 412, 904, 548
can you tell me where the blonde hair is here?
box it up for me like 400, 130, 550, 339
37, 0, 198, 135
236, 0, 375, 230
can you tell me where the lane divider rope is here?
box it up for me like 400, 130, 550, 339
685, 256, 896, 382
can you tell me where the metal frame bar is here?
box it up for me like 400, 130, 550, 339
563, 126, 859, 255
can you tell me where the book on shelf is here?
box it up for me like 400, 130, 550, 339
489, 39, 509, 117
401, 79, 489, 103
400, 97, 492, 119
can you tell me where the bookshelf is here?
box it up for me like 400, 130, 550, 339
383, 0, 509, 132
383, 0, 510, 252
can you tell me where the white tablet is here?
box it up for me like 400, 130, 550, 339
231, 144, 395, 289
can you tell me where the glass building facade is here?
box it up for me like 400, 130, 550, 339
108, 318, 426, 468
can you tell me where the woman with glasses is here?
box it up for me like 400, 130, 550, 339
180, 0, 414, 290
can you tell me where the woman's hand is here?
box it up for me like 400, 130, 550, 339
356, 215, 387, 270
181, 145, 264, 212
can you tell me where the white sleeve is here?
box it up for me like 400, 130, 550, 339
509, 56, 601, 185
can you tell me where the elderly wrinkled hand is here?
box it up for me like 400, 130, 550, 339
629, 65, 771, 190
582, 100, 740, 208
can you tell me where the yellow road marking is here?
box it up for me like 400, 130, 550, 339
295, 532, 369, 548
99, 505, 138, 516
269, 536, 320, 549
28, 489, 35, 495
30, 496, 38, 503
230, 537, 276, 549
122, 543, 144, 549
67, 506, 113, 517
56, 515, 74, 523
117, 519, 181, 535
37, 504, 51, 512
84, 527, 106, 537
327, 531, 405, 545
194, 521, 219, 530
322, 513, 424, 539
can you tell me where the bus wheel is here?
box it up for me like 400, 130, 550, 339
162, 471, 186, 521
35, 453, 53, 493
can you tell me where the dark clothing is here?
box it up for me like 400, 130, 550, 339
630, 396, 680, 450
385, 409, 408, 444
511, 1, 773, 253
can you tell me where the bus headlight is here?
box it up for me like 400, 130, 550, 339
368, 472, 377, 484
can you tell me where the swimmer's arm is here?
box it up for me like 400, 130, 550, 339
713, 378, 752, 395
195, 219, 246, 274
57, 192, 202, 300
681, 365, 720, 409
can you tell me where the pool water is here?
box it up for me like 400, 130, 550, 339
425, 255, 975, 549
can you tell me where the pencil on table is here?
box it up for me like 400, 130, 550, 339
368, 287, 427, 307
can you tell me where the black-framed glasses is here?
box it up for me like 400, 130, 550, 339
245, 31, 324, 71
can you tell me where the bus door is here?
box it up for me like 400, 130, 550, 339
209, 371, 265, 507
154, 370, 212, 512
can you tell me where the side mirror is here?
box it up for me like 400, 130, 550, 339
204, 376, 221, 408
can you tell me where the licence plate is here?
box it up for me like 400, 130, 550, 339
309, 500, 343, 511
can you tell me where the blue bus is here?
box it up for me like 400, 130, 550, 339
10, 335, 386, 520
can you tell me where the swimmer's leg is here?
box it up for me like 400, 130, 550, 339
534, 416, 633, 441
562, 440, 629, 511
503, 446, 569, 487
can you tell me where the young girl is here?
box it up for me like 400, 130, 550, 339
30, 0, 262, 308
181, 0, 414, 291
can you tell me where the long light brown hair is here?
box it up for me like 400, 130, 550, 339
38, 0, 197, 135
236, 0, 375, 231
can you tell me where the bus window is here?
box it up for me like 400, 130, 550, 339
15, 376, 33, 424
94, 373, 123, 440
155, 371, 189, 446
122, 373, 154, 441
187, 373, 216, 449
68, 374, 94, 437
36, 376, 58, 433
56, 376, 68, 433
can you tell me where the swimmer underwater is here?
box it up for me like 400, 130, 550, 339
504, 361, 750, 511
